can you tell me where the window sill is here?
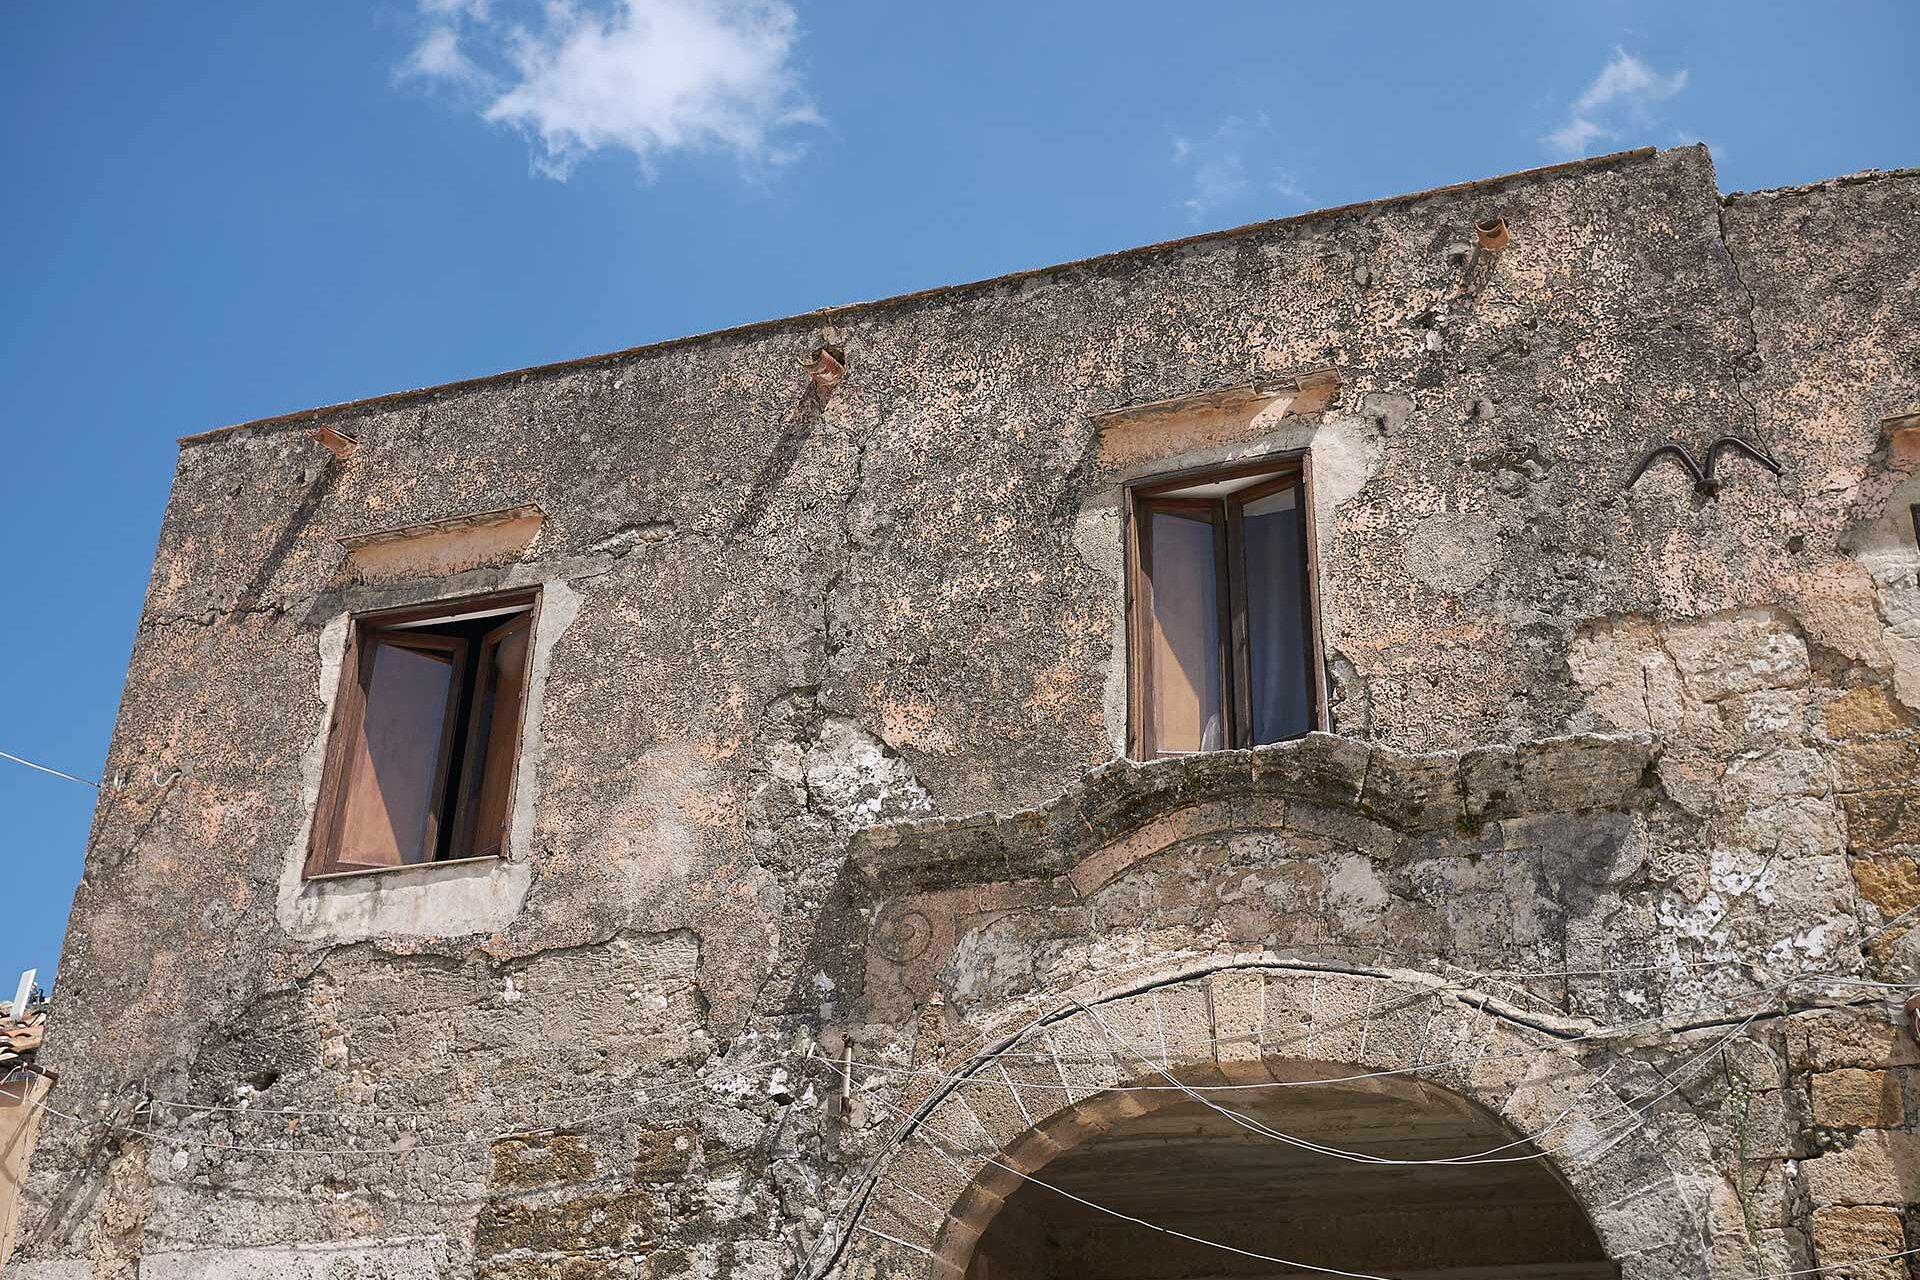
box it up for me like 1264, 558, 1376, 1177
280, 849, 533, 943
301, 853, 504, 884
1135, 731, 1316, 763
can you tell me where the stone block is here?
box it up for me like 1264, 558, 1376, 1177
1829, 738, 1920, 794
956, 1071, 1041, 1151
1458, 734, 1651, 824
1663, 609, 1810, 702
478, 1257, 642, 1280
878, 1141, 980, 1221
1851, 854, 1920, 921
1149, 982, 1221, 1079
1205, 970, 1267, 1080
1701, 1227, 1804, 1280
1824, 687, 1916, 739
1842, 787, 1920, 852
1787, 1008, 1920, 1072
1811, 1068, 1904, 1129
865, 1191, 941, 1251
1040, 1014, 1129, 1102
1810, 1205, 1908, 1280
630, 1127, 696, 1183
923, 1093, 996, 1159
1801, 1130, 1920, 1207
490, 1131, 603, 1191
1727, 1087, 1799, 1163
16, 1265, 105, 1280
474, 1190, 659, 1258
140, 1239, 452, 1280
1354, 744, 1461, 829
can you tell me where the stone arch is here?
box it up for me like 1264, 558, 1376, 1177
838, 961, 1716, 1280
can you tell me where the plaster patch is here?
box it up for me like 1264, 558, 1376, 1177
1402, 512, 1498, 595
804, 717, 933, 831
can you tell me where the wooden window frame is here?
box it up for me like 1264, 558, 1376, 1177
1124, 453, 1326, 760
304, 588, 542, 880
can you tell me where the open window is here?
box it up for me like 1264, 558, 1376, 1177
1126, 457, 1321, 758
306, 591, 538, 877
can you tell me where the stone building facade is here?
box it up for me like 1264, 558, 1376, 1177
12, 144, 1920, 1279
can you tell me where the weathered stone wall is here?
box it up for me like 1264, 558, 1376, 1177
17, 146, 1920, 1279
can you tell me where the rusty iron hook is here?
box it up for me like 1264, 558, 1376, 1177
1626, 436, 1782, 495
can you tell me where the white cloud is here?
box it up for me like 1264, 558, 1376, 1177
1545, 116, 1609, 158
402, 0, 820, 180
403, 26, 486, 85
1171, 114, 1308, 226
1544, 48, 1690, 158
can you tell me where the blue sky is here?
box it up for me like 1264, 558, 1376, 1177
3, 1, 1916, 992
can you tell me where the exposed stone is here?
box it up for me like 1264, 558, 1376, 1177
1662, 609, 1811, 704
478, 1257, 641, 1280
1825, 687, 1916, 739
1801, 1130, 1920, 1207
1811, 1069, 1905, 1129
1787, 1010, 1920, 1074
631, 1129, 696, 1183
1841, 788, 1920, 853
1850, 854, 1920, 920
1809, 1205, 1908, 1279
473, 1190, 658, 1259
491, 1133, 603, 1191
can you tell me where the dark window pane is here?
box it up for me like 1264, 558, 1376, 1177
1147, 508, 1224, 754
336, 640, 458, 867
452, 616, 531, 859
1240, 484, 1311, 744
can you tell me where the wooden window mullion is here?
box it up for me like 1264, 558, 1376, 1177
1212, 501, 1244, 750
1132, 497, 1156, 759
1222, 497, 1254, 749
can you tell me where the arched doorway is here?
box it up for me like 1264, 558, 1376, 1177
841, 967, 1704, 1280
961, 1068, 1612, 1280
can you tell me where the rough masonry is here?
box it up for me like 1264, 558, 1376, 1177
11, 145, 1920, 1280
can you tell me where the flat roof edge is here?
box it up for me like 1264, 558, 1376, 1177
178, 146, 1660, 449
1721, 165, 1920, 205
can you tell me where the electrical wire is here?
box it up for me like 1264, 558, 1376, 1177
824, 987, 1789, 1094
821, 1059, 1487, 1280
1067, 996, 1760, 1168
0, 747, 97, 789
816, 1050, 1897, 1280
791, 960, 1876, 1280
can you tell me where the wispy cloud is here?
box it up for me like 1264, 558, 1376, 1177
1170, 114, 1309, 226
1545, 48, 1690, 158
400, 0, 820, 181
402, 25, 486, 84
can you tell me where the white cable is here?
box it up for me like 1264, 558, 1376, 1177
0, 747, 98, 789
827, 1061, 1410, 1280
990, 1003, 1754, 1170
828, 992, 1762, 1093
819, 1043, 1880, 1280
1737, 1247, 1920, 1279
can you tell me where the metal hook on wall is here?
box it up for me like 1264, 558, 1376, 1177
1625, 436, 1782, 496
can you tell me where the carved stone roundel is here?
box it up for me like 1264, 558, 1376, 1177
873, 907, 932, 964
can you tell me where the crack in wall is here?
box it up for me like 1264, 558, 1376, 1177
817, 415, 872, 680
1712, 198, 1779, 458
